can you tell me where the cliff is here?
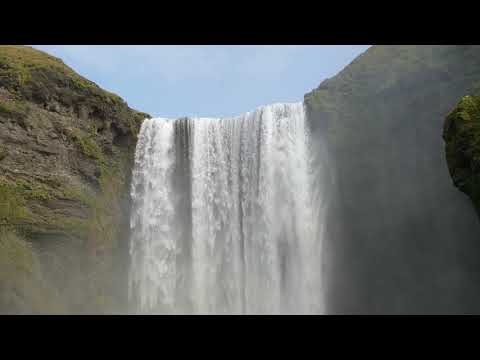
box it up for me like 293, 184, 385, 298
3, 44, 480, 314
305, 45, 480, 314
0, 45, 149, 313
444, 95, 480, 216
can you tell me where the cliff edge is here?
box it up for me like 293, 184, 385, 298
0, 45, 149, 313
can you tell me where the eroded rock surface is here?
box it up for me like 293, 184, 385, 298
0, 45, 149, 313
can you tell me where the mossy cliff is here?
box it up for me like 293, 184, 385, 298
0, 45, 150, 313
305, 45, 480, 314
444, 95, 480, 216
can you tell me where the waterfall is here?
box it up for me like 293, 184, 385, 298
128, 102, 325, 314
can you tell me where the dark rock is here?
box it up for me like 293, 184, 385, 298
0, 146, 7, 161
305, 45, 480, 314
443, 95, 480, 215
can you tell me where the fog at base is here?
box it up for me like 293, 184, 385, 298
128, 103, 326, 314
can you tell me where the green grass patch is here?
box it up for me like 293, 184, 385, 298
0, 98, 28, 119
0, 181, 28, 223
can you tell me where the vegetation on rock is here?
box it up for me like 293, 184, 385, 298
443, 95, 480, 215
0, 45, 150, 313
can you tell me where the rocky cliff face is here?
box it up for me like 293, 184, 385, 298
444, 95, 480, 217
0, 45, 149, 313
3, 45, 480, 314
305, 45, 480, 314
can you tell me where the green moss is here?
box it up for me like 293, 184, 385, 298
0, 46, 112, 99
28, 188, 51, 201
87, 123, 98, 137
76, 134, 105, 161
65, 127, 106, 162
0, 177, 65, 240
2, 177, 54, 202
0, 181, 28, 223
1, 46, 150, 164
443, 95, 480, 215
0, 98, 28, 119
0, 45, 137, 126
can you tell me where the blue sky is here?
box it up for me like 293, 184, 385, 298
33, 45, 370, 118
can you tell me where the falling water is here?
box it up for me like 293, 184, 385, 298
128, 102, 325, 314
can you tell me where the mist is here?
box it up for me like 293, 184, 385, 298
305, 45, 480, 314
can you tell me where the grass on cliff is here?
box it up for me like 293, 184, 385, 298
0, 45, 122, 103
1, 45, 148, 151
0, 45, 144, 313
0, 181, 28, 224
0, 97, 29, 119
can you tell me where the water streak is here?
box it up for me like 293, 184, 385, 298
129, 102, 325, 314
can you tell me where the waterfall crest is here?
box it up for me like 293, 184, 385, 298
129, 102, 325, 314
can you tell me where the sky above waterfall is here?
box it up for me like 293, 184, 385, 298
32, 45, 370, 118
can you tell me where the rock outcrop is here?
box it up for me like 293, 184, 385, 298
444, 95, 480, 216
0, 45, 149, 313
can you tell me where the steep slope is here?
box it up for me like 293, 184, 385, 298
305, 45, 480, 314
444, 95, 480, 216
0, 45, 149, 313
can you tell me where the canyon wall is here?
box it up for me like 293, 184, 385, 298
305, 45, 480, 314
